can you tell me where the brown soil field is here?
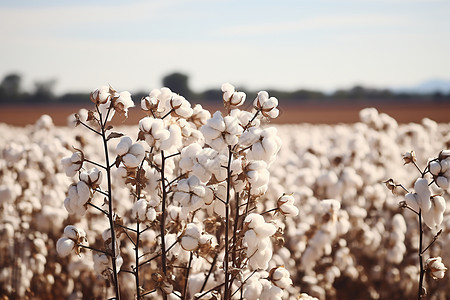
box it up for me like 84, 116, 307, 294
0, 102, 449, 126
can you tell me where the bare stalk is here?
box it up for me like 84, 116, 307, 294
183, 252, 194, 300
224, 146, 233, 299
97, 105, 120, 300
160, 150, 168, 300
418, 209, 425, 299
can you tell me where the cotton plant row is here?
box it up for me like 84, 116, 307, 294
268, 109, 450, 299
53, 83, 305, 300
0, 98, 449, 300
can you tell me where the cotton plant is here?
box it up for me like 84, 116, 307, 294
385, 150, 448, 298
53, 82, 300, 300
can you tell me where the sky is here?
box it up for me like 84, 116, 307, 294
1, 0, 450, 95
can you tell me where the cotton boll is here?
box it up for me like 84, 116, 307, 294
161, 124, 183, 151
270, 266, 293, 289
116, 137, 132, 156
56, 237, 75, 257
405, 193, 420, 212
436, 176, 449, 189
131, 199, 148, 221
392, 214, 407, 234
254, 223, 277, 237
429, 161, 442, 176
426, 257, 447, 279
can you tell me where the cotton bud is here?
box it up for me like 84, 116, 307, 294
116, 137, 145, 169
269, 266, 292, 289
253, 91, 279, 118
61, 151, 84, 177
180, 223, 202, 251
436, 176, 449, 189
141, 94, 159, 113
426, 257, 447, 279
80, 167, 103, 189
56, 225, 87, 257
93, 253, 110, 278
438, 150, 450, 160
63, 225, 87, 243
113, 91, 134, 118
277, 194, 299, 217
201, 111, 241, 151
384, 178, 397, 195
190, 104, 211, 127
138, 117, 170, 149
169, 94, 193, 118
64, 181, 91, 216
402, 151, 416, 165
90, 85, 113, 105
222, 82, 246, 107
56, 238, 75, 257
422, 195, 446, 228
131, 199, 157, 222
429, 160, 441, 176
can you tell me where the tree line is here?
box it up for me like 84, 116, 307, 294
0, 72, 449, 106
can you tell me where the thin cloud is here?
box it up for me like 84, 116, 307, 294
218, 14, 410, 37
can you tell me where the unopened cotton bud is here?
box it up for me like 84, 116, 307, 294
402, 151, 416, 165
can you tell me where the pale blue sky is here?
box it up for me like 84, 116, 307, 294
1, 0, 449, 94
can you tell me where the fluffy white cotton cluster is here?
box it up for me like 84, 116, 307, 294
56, 225, 86, 257
243, 213, 277, 270
116, 136, 145, 168
387, 214, 407, 264
64, 181, 91, 216
200, 111, 241, 151
253, 91, 279, 118
80, 167, 103, 189
405, 178, 446, 228
239, 127, 282, 165
269, 266, 293, 289
169, 94, 193, 118
131, 199, 157, 223
90, 85, 112, 105
180, 223, 202, 251
428, 151, 450, 189
242, 270, 282, 300
114, 91, 134, 118
222, 82, 246, 107
61, 151, 83, 177
90, 86, 134, 121
140, 87, 172, 115
277, 194, 299, 217
426, 257, 447, 279
179, 144, 227, 183
301, 199, 350, 273
241, 160, 270, 196
138, 117, 171, 150
173, 176, 211, 218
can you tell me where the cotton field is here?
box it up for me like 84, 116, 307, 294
0, 85, 449, 300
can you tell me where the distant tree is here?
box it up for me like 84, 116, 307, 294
31, 79, 57, 103
0, 73, 22, 103
162, 72, 192, 99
